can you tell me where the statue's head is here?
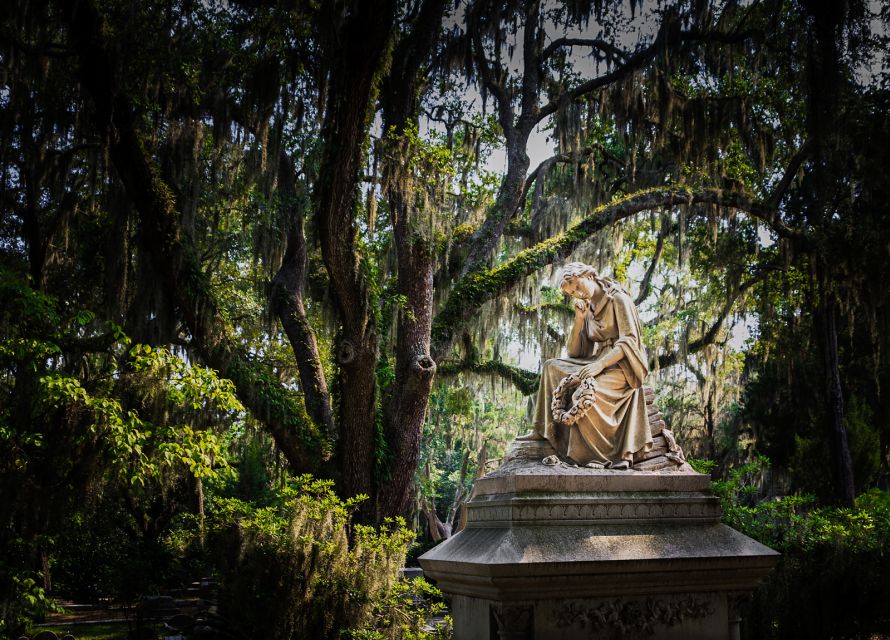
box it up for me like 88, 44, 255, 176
557, 262, 627, 300
558, 262, 596, 289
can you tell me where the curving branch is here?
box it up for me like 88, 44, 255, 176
635, 214, 672, 305
653, 259, 777, 370
520, 145, 622, 217
437, 358, 540, 396
654, 303, 735, 371
766, 138, 813, 208
541, 37, 629, 64
535, 24, 762, 125
431, 186, 803, 359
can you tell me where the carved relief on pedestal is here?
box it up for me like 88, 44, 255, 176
492, 603, 534, 640
549, 596, 716, 637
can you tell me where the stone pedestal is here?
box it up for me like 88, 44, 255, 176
419, 440, 778, 640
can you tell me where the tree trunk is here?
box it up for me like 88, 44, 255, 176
313, 0, 397, 508
271, 152, 335, 441
378, 219, 437, 516
460, 132, 531, 276
375, 0, 448, 518
817, 288, 856, 506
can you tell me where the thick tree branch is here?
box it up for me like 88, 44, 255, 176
766, 138, 813, 208
541, 37, 629, 64
519, 0, 543, 127
271, 152, 335, 440
437, 357, 539, 395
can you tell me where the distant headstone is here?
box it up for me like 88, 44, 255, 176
168, 614, 194, 631
191, 625, 216, 639
400, 567, 424, 580
33, 632, 59, 640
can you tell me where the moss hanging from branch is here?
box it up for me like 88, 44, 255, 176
431, 185, 789, 357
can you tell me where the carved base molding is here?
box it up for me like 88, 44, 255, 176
548, 594, 718, 638
420, 440, 779, 640
450, 593, 729, 640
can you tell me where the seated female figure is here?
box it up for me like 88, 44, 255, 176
524, 263, 652, 468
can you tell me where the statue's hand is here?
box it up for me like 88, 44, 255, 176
573, 299, 587, 316
579, 361, 604, 379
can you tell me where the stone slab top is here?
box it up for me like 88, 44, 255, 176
418, 522, 779, 599
420, 522, 780, 569
474, 455, 711, 495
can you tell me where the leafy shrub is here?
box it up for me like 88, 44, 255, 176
213, 476, 450, 640
0, 563, 60, 638
711, 457, 890, 639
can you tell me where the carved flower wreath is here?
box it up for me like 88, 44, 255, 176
551, 373, 597, 425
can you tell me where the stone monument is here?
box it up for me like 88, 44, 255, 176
419, 264, 778, 639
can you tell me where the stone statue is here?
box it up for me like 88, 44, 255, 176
421, 261, 773, 640
521, 262, 658, 469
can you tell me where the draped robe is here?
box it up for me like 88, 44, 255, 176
532, 288, 652, 465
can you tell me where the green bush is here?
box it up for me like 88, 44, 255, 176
213, 475, 450, 640
0, 562, 60, 638
711, 458, 890, 639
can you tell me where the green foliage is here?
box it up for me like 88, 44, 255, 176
1, 2, 889, 638
415, 383, 522, 544
0, 270, 245, 629
715, 457, 890, 554
343, 578, 451, 640
710, 457, 890, 638
0, 567, 61, 638
50, 495, 199, 605
843, 395, 882, 490
214, 476, 448, 640
687, 458, 717, 475
36, 342, 240, 487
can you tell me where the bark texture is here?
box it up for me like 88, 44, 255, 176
313, 0, 397, 504
377, 0, 448, 518
271, 152, 335, 442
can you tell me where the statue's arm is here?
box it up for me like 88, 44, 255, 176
600, 293, 649, 376
566, 304, 593, 358
595, 343, 625, 368
580, 294, 642, 378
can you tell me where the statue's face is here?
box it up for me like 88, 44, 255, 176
561, 275, 600, 301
